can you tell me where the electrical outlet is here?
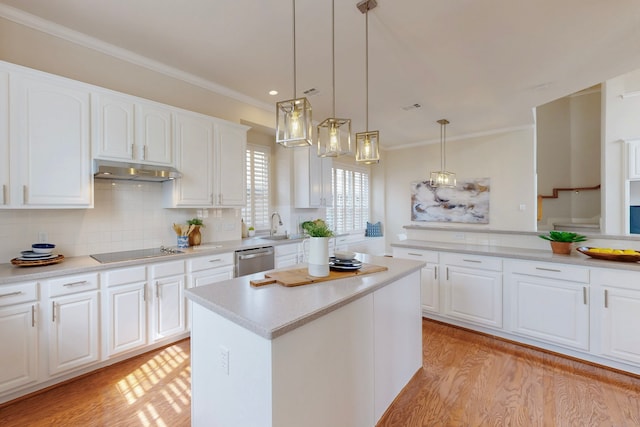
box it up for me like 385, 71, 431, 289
220, 346, 229, 375
38, 232, 48, 243
519, 204, 526, 211
453, 233, 465, 240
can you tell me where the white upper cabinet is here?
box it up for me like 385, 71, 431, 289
9, 71, 92, 208
92, 92, 135, 161
93, 91, 173, 166
135, 101, 173, 165
0, 70, 8, 207
628, 139, 640, 179
294, 146, 333, 208
165, 111, 214, 207
164, 116, 247, 208
213, 121, 248, 207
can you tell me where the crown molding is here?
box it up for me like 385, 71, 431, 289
0, 4, 274, 112
385, 124, 535, 151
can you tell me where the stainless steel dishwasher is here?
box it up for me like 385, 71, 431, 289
234, 246, 275, 277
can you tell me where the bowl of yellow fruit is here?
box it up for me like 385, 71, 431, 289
576, 246, 640, 262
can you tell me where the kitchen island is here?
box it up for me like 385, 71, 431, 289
185, 255, 424, 427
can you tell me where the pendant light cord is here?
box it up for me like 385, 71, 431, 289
365, 8, 369, 131
331, 0, 336, 117
441, 121, 445, 171
292, 0, 297, 98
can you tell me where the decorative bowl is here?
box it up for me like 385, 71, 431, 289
334, 250, 356, 261
32, 243, 55, 254
576, 246, 640, 263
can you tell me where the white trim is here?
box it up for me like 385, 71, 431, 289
384, 124, 535, 151
0, 4, 273, 112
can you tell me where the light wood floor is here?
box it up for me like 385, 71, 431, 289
2, 319, 640, 426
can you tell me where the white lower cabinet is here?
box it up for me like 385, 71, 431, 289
102, 266, 147, 358
506, 260, 590, 350
149, 260, 187, 342
44, 273, 100, 377
187, 253, 234, 287
0, 282, 38, 394
592, 268, 640, 365
275, 243, 300, 269
441, 253, 503, 329
392, 248, 440, 313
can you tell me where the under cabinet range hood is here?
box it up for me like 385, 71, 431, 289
93, 160, 182, 182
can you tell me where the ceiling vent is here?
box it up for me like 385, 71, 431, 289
402, 103, 422, 111
303, 87, 320, 96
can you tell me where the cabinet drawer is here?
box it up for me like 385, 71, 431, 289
103, 266, 146, 287
47, 273, 99, 297
0, 282, 38, 307
441, 252, 502, 271
275, 244, 299, 257
393, 248, 439, 264
150, 260, 185, 278
188, 252, 234, 272
507, 260, 589, 283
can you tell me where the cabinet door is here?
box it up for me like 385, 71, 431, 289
191, 267, 234, 287
104, 282, 147, 358
168, 112, 214, 207
48, 291, 99, 376
600, 286, 640, 364
421, 263, 439, 313
135, 102, 172, 165
510, 273, 589, 350
151, 275, 186, 341
444, 265, 503, 328
0, 303, 38, 394
628, 140, 640, 179
11, 73, 92, 207
0, 70, 8, 207
92, 92, 135, 161
294, 146, 332, 208
214, 122, 247, 207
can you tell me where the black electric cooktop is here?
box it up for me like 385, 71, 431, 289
90, 247, 183, 264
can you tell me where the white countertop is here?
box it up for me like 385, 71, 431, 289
0, 236, 304, 285
185, 255, 424, 340
391, 240, 640, 272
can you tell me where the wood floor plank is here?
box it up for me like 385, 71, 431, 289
2, 319, 640, 426
377, 319, 640, 427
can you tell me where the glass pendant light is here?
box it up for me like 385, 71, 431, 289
429, 119, 457, 187
276, 0, 313, 147
318, 0, 351, 157
355, 0, 380, 165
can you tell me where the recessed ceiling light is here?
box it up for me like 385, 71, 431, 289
269, 90, 278, 96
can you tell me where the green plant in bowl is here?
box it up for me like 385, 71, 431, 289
538, 231, 587, 243
187, 218, 205, 227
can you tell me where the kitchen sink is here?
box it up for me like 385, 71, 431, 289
260, 235, 291, 241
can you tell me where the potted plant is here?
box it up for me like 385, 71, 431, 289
187, 218, 205, 246
539, 230, 587, 255
301, 220, 333, 277
248, 226, 255, 237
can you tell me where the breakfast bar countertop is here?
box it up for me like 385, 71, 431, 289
185, 255, 424, 339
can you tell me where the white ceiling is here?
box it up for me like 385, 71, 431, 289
2, 0, 640, 148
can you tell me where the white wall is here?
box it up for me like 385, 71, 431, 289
536, 89, 601, 228
382, 127, 537, 250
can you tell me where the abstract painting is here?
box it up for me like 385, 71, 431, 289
411, 178, 490, 223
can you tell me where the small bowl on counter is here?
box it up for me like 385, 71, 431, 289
32, 243, 55, 254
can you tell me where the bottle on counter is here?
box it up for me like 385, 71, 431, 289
241, 218, 248, 238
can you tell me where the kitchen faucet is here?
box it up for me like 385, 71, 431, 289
270, 212, 283, 236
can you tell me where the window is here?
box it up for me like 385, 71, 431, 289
242, 144, 271, 230
327, 163, 370, 234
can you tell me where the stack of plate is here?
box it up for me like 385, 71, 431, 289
16, 250, 59, 262
329, 256, 363, 271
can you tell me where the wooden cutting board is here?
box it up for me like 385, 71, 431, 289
250, 263, 388, 287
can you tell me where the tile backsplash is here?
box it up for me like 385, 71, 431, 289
0, 179, 241, 263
